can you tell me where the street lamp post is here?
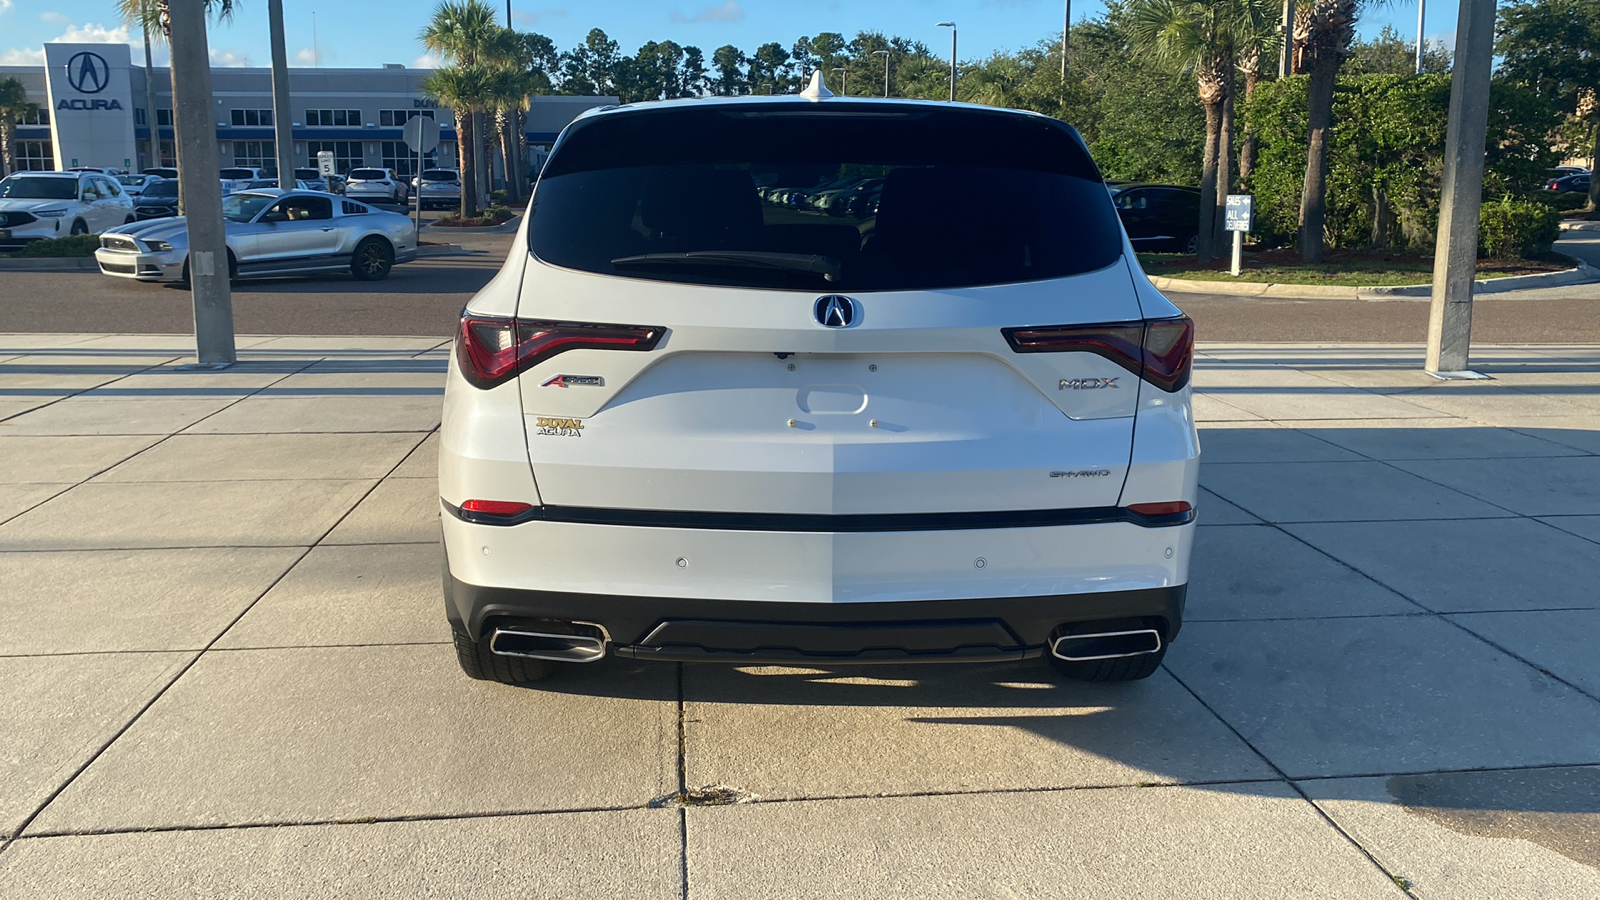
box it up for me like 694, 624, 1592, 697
1415, 0, 1427, 74
937, 22, 956, 102
831, 67, 847, 96
873, 50, 890, 98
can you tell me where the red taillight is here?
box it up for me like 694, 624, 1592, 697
1126, 501, 1193, 517
1002, 316, 1194, 392
460, 499, 535, 517
456, 315, 664, 389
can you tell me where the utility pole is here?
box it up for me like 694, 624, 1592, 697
1415, 0, 1427, 74
168, 0, 236, 367
1279, 0, 1295, 78
268, 0, 295, 189
1425, 0, 1495, 376
937, 22, 957, 102
1061, 1, 1070, 76
874, 50, 890, 98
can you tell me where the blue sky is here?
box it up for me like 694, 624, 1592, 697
1, 0, 1458, 71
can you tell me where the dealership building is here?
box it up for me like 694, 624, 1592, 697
2, 43, 614, 177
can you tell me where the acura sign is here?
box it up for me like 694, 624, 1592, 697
42, 43, 138, 171
65, 51, 111, 94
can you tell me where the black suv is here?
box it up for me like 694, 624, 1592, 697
1110, 184, 1201, 254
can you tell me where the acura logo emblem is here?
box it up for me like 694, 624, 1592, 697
66, 51, 111, 94
814, 295, 856, 328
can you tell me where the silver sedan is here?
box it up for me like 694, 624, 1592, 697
93, 189, 418, 283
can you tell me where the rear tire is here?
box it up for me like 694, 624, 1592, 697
350, 236, 394, 280
453, 625, 555, 684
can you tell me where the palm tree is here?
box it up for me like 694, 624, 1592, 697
1235, 0, 1283, 188
422, 65, 491, 218
421, 0, 506, 216
1131, 0, 1249, 263
0, 77, 39, 177
1294, 0, 1359, 262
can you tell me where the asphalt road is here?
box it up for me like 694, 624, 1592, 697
3, 232, 1598, 343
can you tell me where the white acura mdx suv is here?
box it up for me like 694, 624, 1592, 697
441, 86, 1199, 686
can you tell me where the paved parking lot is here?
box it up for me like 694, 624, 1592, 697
0, 334, 1596, 897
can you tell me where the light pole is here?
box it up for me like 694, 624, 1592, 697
873, 50, 890, 98
1279, 0, 1295, 77
268, 0, 295, 189
937, 22, 956, 102
1415, 0, 1426, 74
1061, 1, 1070, 76
831, 67, 847, 96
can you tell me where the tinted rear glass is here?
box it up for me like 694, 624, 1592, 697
142, 181, 179, 198
220, 168, 256, 179
349, 169, 387, 180
528, 104, 1122, 291
421, 170, 457, 181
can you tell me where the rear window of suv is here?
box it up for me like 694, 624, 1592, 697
349, 169, 387, 180
527, 104, 1123, 291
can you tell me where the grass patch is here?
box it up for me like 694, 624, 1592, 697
1137, 248, 1570, 286
2, 234, 102, 258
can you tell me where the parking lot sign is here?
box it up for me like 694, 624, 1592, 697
1225, 194, 1253, 232
317, 151, 336, 177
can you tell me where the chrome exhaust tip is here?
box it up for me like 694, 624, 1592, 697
489, 623, 608, 664
1050, 628, 1163, 662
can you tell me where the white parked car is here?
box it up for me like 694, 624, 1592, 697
219, 166, 268, 195
411, 168, 462, 209
94, 189, 418, 282
115, 173, 165, 197
344, 167, 409, 204
440, 95, 1199, 687
0, 171, 136, 251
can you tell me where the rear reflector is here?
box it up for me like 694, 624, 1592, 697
1002, 316, 1194, 392
460, 500, 536, 517
456, 315, 664, 389
1126, 501, 1193, 517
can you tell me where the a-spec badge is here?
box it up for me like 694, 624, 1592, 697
1060, 377, 1119, 390
541, 374, 604, 388
534, 416, 584, 437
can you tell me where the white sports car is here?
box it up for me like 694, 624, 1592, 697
94, 189, 418, 283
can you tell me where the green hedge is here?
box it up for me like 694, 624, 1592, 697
1479, 197, 1561, 258
6, 234, 102, 258
1242, 74, 1561, 255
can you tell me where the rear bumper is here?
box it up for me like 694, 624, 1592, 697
446, 560, 1185, 664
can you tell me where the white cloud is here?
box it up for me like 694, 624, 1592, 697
294, 46, 333, 65
51, 22, 134, 45
40, 11, 67, 23
0, 0, 14, 14
513, 7, 568, 26
0, 47, 44, 65
209, 48, 252, 67
413, 51, 444, 69
669, 0, 744, 24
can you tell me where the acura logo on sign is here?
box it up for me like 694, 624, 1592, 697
814, 295, 856, 328
66, 51, 111, 94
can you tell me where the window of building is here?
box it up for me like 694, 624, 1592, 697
233, 140, 275, 168
138, 138, 178, 170
306, 109, 363, 127
16, 140, 53, 171
136, 108, 173, 127
378, 109, 435, 127
379, 141, 436, 178
19, 106, 49, 126
230, 108, 275, 127
306, 141, 363, 174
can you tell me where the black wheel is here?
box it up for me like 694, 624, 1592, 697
350, 237, 394, 280
227, 249, 239, 282
453, 625, 555, 684
69, 219, 89, 236
1182, 233, 1199, 255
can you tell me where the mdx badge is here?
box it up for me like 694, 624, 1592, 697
1060, 377, 1119, 390
541, 374, 604, 388
814, 295, 856, 328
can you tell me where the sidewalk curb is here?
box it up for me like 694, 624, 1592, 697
1559, 220, 1600, 233
1151, 262, 1600, 300
415, 243, 481, 258
0, 257, 98, 272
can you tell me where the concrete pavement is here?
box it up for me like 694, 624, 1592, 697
1, 334, 1598, 897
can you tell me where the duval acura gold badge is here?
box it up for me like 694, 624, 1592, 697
534, 416, 584, 437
